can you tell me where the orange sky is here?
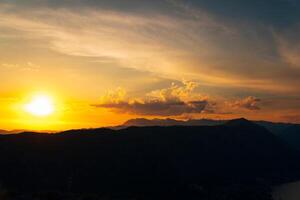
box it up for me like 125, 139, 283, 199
0, 1, 300, 130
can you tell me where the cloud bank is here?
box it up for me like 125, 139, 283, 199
94, 100, 208, 116
92, 81, 209, 116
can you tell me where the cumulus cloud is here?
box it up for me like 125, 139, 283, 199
231, 96, 261, 110
92, 83, 267, 116
147, 80, 200, 102
92, 81, 209, 116
98, 87, 127, 104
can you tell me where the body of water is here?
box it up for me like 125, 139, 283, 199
272, 181, 300, 200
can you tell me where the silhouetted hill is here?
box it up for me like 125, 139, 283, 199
0, 119, 299, 199
277, 125, 300, 151
255, 121, 294, 135
225, 118, 254, 127
255, 122, 300, 152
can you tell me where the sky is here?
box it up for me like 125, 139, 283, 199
0, 0, 300, 130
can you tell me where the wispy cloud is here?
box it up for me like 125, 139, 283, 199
275, 26, 300, 68
1, 1, 299, 93
2, 62, 40, 72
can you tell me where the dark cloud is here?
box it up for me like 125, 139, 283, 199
1, 0, 174, 15
188, 0, 300, 27
6, 0, 300, 28
92, 99, 208, 116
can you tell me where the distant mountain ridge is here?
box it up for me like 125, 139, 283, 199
122, 118, 225, 127
0, 129, 59, 134
121, 117, 299, 133
0, 129, 26, 134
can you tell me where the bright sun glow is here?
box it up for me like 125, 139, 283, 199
24, 95, 54, 117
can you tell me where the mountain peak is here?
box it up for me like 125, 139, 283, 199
225, 118, 255, 127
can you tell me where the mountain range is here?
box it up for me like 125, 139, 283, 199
121, 118, 298, 133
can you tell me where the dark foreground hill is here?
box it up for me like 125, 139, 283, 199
277, 125, 300, 151
0, 119, 300, 199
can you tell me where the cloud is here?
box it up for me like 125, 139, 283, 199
98, 87, 127, 104
147, 80, 200, 102
275, 26, 300, 68
92, 81, 209, 116
231, 96, 261, 110
1, 62, 40, 72
93, 99, 208, 116
1, 1, 291, 92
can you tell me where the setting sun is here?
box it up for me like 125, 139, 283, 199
24, 95, 54, 117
